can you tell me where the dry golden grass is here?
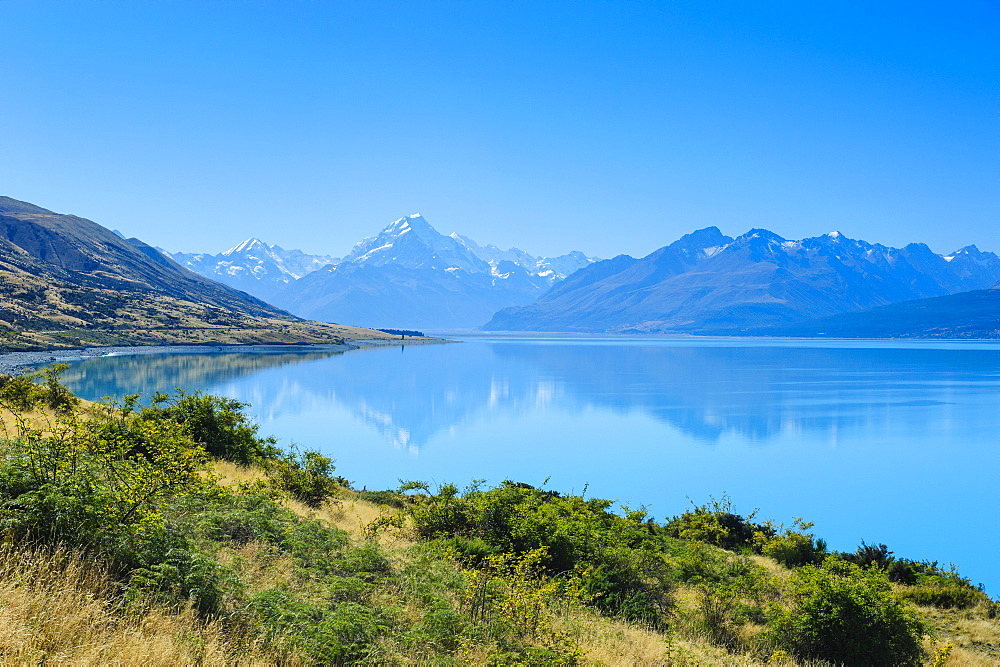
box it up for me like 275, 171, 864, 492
917, 603, 1000, 666
210, 460, 413, 550
211, 459, 267, 486
0, 543, 268, 666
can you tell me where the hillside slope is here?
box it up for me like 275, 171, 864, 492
748, 285, 1000, 339
0, 196, 397, 350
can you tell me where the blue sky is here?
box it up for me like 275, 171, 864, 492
1, 1, 996, 259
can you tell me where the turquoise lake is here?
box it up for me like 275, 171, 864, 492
56, 336, 1000, 595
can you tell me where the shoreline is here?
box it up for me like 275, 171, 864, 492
0, 337, 451, 376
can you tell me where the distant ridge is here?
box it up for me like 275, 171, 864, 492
0, 196, 397, 350
484, 227, 1000, 334
745, 286, 1000, 339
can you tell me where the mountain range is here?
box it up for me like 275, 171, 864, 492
4, 191, 996, 342
0, 196, 396, 350
167, 240, 339, 304
484, 227, 1000, 334
173, 214, 597, 329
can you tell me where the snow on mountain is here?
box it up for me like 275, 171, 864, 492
485, 227, 1000, 334
166, 240, 338, 303
449, 231, 598, 283
273, 215, 600, 329
170, 214, 599, 329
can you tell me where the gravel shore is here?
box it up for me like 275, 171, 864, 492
0, 343, 357, 376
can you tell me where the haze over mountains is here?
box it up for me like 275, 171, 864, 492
485, 227, 1000, 335
173, 214, 597, 329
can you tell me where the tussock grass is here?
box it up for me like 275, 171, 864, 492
0, 543, 250, 665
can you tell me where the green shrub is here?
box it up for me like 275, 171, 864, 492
0, 373, 42, 410
900, 584, 988, 609
268, 448, 344, 508
250, 588, 389, 663
757, 519, 826, 568
665, 495, 774, 552
767, 558, 927, 666
404, 480, 675, 626
355, 489, 409, 508
141, 390, 280, 464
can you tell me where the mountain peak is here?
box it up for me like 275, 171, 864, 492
736, 228, 787, 243
381, 214, 441, 239
224, 238, 270, 255
669, 226, 733, 252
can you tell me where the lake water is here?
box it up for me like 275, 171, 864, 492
55, 336, 1000, 595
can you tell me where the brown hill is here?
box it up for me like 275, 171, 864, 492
0, 196, 396, 350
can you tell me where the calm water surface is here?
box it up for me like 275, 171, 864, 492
57, 337, 1000, 595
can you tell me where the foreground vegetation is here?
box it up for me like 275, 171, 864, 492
0, 367, 996, 664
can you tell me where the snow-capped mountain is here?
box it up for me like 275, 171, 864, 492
449, 232, 597, 284
484, 227, 1000, 334
166, 240, 338, 303
272, 214, 599, 329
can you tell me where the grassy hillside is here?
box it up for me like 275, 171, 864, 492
0, 196, 403, 350
0, 368, 996, 664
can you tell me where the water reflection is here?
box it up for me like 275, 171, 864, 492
60, 339, 1000, 451
60, 346, 345, 399
55, 337, 1000, 596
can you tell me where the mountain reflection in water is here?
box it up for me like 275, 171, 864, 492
64, 338, 995, 450
56, 337, 1000, 595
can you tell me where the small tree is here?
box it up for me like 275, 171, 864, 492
767, 557, 927, 665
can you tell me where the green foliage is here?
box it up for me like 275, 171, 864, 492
756, 518, 827, 568
267, 447, 344, 508
766, 558, 927, 666
0, 364, 80, 412
460, 548, 583, 662
404, 479, 675, 626
664, 495, 774, 552
0, 373, 42, 410
0, 396, 208, 555
40, 364, 80, 411
900, 584, 988, 609
250, 588, 389, 663
355, 489, 409, 508
141, 390, 280, 464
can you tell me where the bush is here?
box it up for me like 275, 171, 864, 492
268, 448, 344, 508
355, 489, 409, 508
767, 558, 927, 666
665, 496, 774, 552
141, 390, 280, 464
0, 364, 79, 412
757, 519, 826, 568
404, 480, 676, 626
900, 584, 988, 609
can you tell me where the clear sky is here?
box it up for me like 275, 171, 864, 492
1, 0, 996, 259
